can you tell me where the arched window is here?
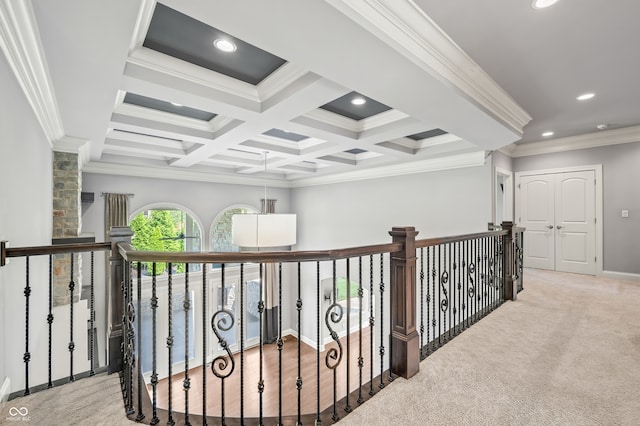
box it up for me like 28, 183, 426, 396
130, 204, 203, 275
210, 205, 259, 253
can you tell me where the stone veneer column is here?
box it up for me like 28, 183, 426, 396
52, 151, 81, 306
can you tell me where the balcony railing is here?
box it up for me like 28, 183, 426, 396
0, 222, 524, 425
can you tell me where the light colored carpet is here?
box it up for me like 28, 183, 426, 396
338, 268, 640, 426
3, 269, 639, 425
0, 372, 130, 426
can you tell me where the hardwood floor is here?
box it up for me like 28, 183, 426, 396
152, 328, 381, 420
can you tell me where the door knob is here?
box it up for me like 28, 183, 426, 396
556, 225, 563, 229
547, 225, 553, 229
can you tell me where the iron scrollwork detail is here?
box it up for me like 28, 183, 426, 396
210, 309, 235, 379
324, 302, 344, 370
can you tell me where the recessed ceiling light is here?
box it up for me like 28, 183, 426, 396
213, 38, 237, 53
576, 93, 595, 101
351, 97, 366, 106
596, 124, 608, 130
542, 131, 554, 137
532, 0, 559, 9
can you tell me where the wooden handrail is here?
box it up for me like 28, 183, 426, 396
2, 241, 111, 259
415, 229, 507, 248
117, 241, 404, 264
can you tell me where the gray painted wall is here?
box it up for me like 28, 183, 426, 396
0, 51, 53, 395
513, 142, 640, 274
291, 163, 493, 343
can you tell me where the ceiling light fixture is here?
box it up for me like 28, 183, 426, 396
532, 0, 559, 9
213, 38, 237, 53
170, 102, 183, 107
577, 93, 595, 101
596, 124, 608, 130
542, 131, 554, 137
351, 97, 366, 106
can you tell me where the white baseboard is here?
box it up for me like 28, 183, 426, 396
601, 270, 640, 282
0, 377, 10, 409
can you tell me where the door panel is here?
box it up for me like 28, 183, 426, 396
555, 171, 595, 274
521, 175, 555, 270
519, 170, 596, 275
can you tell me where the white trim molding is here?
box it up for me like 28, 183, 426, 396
0, 0, 65, 145
291, 150, 486, 188
502, 125, 640, 158
0, 376, 10, 408
601, 271, 640, 282
326, 0, 531, 136
84, 150, 487, 189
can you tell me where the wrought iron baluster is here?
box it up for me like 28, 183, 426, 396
259, 263, 264, 425
24, 256, 31, 396
126, 260, 135, 415
457, 242, 462, 334
47, 255, 53, 388
201, 264, 207, 426
368, 255, 374, 397
278, 262, 283, 425
357, 256, 364, 404
183, 264, 190, 426
167, 263, 174, 426
326, 260, 343, 422
378, 254, 385, 389
240, 263, 245, 424
345, 258, 352, 412
136, 263, 145, 422
441, 244, 449, 343
211, 264, 235, 426
419, 248, 425, 359
69, 253, 75, 382
296, 262, 303, 423
468, 240, 476, 327
387, 255, 394, 382
437, 246, 443, 347
89, 251, 95, 376
462, 241, 468, 330
315, 261, 321, 425
448, 243, 453, 340
150, 263, 159, 425
431, 246, 436, 353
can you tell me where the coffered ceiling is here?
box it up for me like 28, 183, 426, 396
3, 0, 638, 187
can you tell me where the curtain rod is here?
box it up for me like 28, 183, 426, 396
101, 192, 134, 197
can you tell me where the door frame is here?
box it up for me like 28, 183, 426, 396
493, 166, 514, 224
515, 164, 603, 276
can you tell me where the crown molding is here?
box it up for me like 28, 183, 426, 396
290, 150, 486, 188
129, 0, 156, 55
326, 0, 531, 136
507, 125, 640, 158
84, 150, 486, 189
0, 0, 65, 146
257, 62, 309, 102
53, 135, 90, 166
127, 47, 261, 104
83, 161, 292, 188
115, 101, 214, 132
303, 107, 409, 134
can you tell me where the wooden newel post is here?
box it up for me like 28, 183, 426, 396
107, 226, 133, 374
389, 226, 420, 379
501, 221, 517, 301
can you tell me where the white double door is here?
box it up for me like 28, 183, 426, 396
519, 170, 596, 275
